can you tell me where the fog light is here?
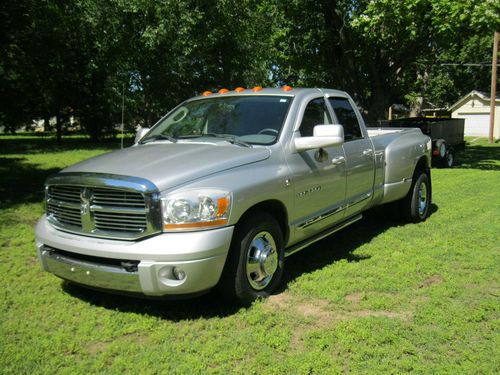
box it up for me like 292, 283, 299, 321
173, 267, 186, 280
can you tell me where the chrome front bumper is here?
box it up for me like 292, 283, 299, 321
41, 247, 143, 292
35, 216, 234, 296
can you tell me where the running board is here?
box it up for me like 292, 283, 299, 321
284, 214, 363, 257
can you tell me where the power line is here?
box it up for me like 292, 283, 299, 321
440, 63, 492, 67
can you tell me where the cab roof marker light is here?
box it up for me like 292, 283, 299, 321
252, 86, 263, 92
202, 91, 213, 96
218, 88, 229, 94
282, 85, 293, 91
234, 87, 245, 92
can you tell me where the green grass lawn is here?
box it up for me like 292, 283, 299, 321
1, 135, 499, 374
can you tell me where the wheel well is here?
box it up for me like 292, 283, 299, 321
415, 155, 430, 174
236, 200, 289, 244
414, 155, 432, 197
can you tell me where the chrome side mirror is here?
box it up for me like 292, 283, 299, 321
134, 127, 150, 144
294, 124, 344, 152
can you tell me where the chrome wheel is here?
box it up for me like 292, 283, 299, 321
446, 152, 454, 167
439, 143, 446, 158
418, 182, 428, 216
245, 231, 278, 290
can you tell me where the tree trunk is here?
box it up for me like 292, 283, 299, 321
55, 114, 62, 143
44, 115, 50, 132
409, 96, 424, 117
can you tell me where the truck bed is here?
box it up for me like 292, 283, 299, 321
367, 127, 422, 137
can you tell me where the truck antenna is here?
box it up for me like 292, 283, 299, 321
121, 81, 125, 149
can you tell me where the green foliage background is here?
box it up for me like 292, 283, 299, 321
1, 0, 499, 136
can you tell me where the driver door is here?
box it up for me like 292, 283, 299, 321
286, 97, 347, 243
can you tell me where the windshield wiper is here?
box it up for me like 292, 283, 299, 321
224, 136, 252, 148
141, 134, 177, 144
177, 133, 252, 148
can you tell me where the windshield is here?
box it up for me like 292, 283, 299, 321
141, 95, 292, 145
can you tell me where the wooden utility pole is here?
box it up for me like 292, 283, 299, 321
489, 31, 498, 143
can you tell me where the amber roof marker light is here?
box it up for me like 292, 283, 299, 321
218, 88, 229, 94
202, 91, 213, 96
252, 86, 263, 92
282, 85, 293, 91
234, 87, 245, 92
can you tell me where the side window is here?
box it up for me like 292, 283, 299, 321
299, 98, 332, 137
328, 97, 363, 141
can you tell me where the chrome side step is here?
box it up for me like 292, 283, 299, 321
284, 214, 362, 257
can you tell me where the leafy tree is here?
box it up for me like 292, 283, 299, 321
1, 0, 498, 137
267, 0, 499, 120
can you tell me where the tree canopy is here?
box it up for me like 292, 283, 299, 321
1, 0, 498, 137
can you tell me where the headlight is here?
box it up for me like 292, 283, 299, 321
161, 189, 231, 231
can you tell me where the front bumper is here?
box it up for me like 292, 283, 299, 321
35, 215, 234, 296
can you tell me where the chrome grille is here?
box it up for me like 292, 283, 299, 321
45, 178, 161, 240
92, 188, 145, 207
49, 185, 82, 203
94, 211, 148, 232
47, 186, 82, 228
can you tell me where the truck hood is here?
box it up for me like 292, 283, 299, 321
62, 142, 271, 191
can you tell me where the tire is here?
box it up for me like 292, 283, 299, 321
217, 212, 284, 306
443, 149, 454, 168
401, 170, 431, 223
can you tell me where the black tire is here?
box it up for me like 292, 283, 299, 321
217, 212, 284, 306
401, 170, 431, 223
443, 149, 454, 168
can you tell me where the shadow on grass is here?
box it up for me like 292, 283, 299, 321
0, 137, 133, 209
282, 203, 437, 288
62, 204, 438, 320
0, 157, 60, 209
454, 142, 500, 171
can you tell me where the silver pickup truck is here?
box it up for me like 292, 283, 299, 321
35, 87, 432, 305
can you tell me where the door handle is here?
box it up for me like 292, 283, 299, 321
331, 156, 345, 165
363, 149, 373, 156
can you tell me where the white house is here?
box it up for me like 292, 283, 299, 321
449, 90, 500, 139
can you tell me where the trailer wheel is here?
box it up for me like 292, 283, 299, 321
436, 140, 446, 158
401, 170, 431, 223
218, 212, 284, 306
444, 149, 454, 168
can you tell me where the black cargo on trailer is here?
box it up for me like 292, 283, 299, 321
375, 118, 465, 167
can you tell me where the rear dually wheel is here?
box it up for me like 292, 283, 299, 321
401, 169, 431, 223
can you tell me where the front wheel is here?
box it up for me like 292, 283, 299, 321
401, 170, 431, 223
218, 212, 284, 306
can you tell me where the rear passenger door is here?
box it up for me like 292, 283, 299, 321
327, 96, 375, 217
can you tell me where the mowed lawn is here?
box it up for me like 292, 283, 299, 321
0, 135, 498, 374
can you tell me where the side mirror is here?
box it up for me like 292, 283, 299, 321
134, 127, 150, 144
294, 124, 344, 152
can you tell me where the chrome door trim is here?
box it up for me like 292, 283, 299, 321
286, 214, 362, 257
297, 205, 344, 230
